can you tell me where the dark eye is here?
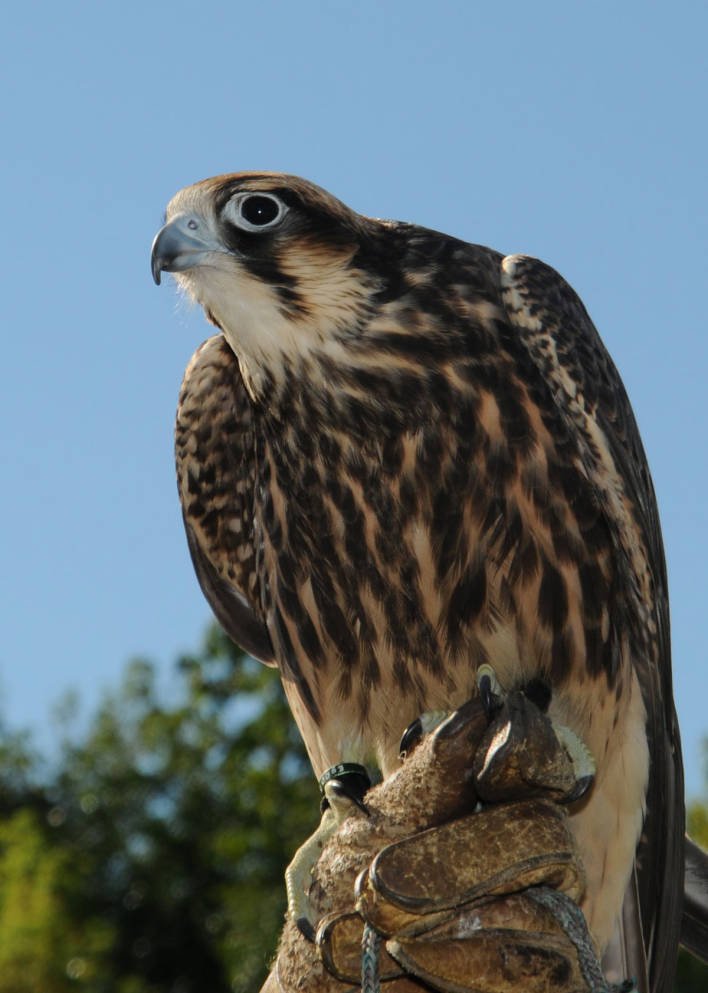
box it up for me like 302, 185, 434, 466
225, 192, 287, 232
241, 195, 279, 225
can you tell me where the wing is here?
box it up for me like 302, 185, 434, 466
175, 334, 275, 665
500, 255, 684, 993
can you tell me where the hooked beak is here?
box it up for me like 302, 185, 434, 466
151, 213, 222, 285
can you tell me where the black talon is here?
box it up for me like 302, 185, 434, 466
560, 773, 595, 805
399, 717, 423, 757
326, 778, 370, 816
296, 916, 316, 942
319, 763, 370, 798
478, 674, 503, 721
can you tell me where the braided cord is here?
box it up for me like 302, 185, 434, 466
361, 922, 381, 993
528, 887, 638, 993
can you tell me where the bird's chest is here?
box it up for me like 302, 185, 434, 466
250, 387, 641, 783
256, 421, 436, 648
254, 408, 516, 718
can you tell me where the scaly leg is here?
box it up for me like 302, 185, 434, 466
286, 777, 369, 940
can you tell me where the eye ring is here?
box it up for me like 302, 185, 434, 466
224, 192, 287, 232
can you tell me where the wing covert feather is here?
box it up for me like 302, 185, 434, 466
175, 335, 275, 665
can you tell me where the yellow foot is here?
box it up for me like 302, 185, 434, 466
475, 664, 595, 803
551, 724, 596, 801
286, 780, 368, 940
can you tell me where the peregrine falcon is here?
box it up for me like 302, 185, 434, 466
151, 173, 684, 991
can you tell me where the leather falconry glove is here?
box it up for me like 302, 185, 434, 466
261, 688, 610, 993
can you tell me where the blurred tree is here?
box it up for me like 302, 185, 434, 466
675, 753, 708, 993
0, 807, 113, 993
0, 626, 318, 993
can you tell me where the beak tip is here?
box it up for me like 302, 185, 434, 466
150, 233, 164, 285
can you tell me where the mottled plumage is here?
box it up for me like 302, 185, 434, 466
152, 173, 684, 992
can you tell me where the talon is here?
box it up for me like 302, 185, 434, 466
399, 710, 450, 758
319, 763, 371, 805
476, 663, 504, 719
295, 916, 316, 942
325, 778, 370, 817
399, 717, 423, 757
563, 774, 595, 804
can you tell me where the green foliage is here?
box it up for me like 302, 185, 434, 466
0, 808, 112, 992
675, 755, 708, 993
0, 626, 319, 993
687, 798, 708, 848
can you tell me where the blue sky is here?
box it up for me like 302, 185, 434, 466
2, 2, 706, 795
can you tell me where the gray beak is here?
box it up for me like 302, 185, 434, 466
151, 214, 219, 285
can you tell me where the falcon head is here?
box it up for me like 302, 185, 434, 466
151, 173, 387, 398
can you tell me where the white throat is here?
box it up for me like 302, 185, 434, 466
175, 251, 377, 402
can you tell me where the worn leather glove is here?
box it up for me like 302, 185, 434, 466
261, 690, 601, 993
